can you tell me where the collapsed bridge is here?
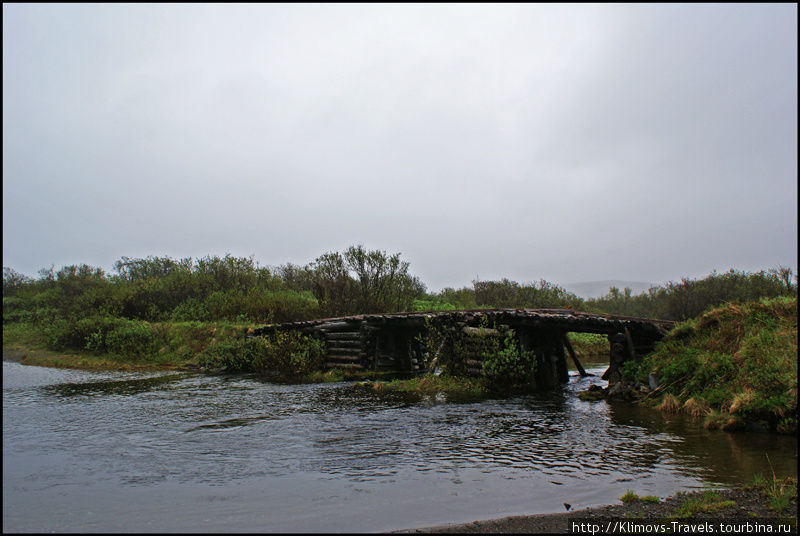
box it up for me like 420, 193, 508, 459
252, 309, 676, 389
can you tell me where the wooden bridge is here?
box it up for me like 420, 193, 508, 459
252, 309, 676, 389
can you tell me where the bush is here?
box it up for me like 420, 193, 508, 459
482, 332, 536, 385
105, 320, 156, 358
198, 338, 260, 372
3, 296, 30, 324
41, 318, 76, 350
620, 359, 644, 381
245, 289, 320, 324
199, 331, 325, 377
170, 298, 211, 322
474, 278, 584, 309
78, 316, 129, 353
263, 330, 325, 376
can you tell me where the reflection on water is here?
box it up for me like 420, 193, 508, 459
3, 360, 796, 533
43, 374, 183, 398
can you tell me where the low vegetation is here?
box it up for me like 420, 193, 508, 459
3, 249, 797, 411
673, 490, 737, 518
413, 267, 796, 321
197, 330, 325, 378
620, 490, 660, 504
622, 297, 797, 434
366, 375, 489, 401
617, 472, 797, 522
748, 472, 798, 515
3, 318, 252, 370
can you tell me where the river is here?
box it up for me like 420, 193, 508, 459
3, 359, 796, 532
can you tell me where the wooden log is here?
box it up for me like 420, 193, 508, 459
326, 340, 362, 349
601, 366, 611, 380
327, 347, 362, 357
556, 346, 569, 384
326, 362, 364, 369
462, 326, 501, 337
428, 337, 448, 372
373, 332, 381, 370
318, 321, 361, 331
465, 358, 483, 367
623, 327, 638, 361
562, 334, 589, 377
324, 332, 362, 340
326, 355, 362, 362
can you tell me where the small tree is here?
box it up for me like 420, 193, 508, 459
2, 267, 33, 297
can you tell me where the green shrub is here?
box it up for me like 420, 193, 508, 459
412, 297, 458, 311
30, 307, 61, 326
77, 316, 129, 353
620, 359, 644, 381
199, 331, 325, 377
41, 318, 75, 350
482, 332, 536, 385
198, 338, 258, 372
170, 298, 211, 322
3, 296, 29, 323
249, 290, 319, 324
105, 320, 156, 358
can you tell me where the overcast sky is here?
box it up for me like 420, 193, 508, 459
3, 4, 797, 291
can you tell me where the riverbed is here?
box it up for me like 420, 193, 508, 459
3, 359, 796, 532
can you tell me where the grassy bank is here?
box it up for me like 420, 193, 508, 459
3, 320, 253, 371
616, 296, 797, 434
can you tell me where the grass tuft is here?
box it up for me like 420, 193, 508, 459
674, 490, 736, 518
683, 397, 710, 418
659, 394, 681, 415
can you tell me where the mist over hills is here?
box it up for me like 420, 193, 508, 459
561, 280, 658, 300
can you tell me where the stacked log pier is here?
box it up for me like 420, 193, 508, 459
455, 326, 508, 376
317, 320, 366, 370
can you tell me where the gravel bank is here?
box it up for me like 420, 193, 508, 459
396, 486, 797, 533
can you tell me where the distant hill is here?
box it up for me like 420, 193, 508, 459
562, 280, 658, 300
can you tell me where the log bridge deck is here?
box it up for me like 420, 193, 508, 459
252, 309, 676, 389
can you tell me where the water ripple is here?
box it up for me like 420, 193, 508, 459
3, 361, 797, 533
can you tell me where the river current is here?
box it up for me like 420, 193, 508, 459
3, 359, 796, 532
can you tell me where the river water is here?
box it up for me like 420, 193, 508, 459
3, 359, 796, 533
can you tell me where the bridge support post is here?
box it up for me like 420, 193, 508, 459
521, 329, 569, 389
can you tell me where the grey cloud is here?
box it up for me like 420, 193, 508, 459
3, 4, 796, 290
